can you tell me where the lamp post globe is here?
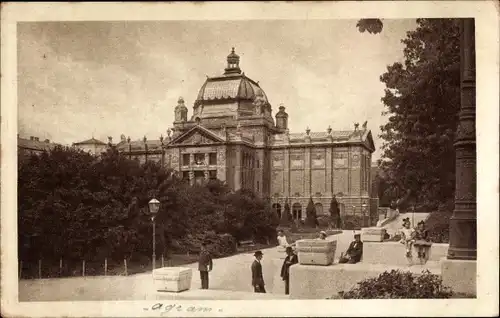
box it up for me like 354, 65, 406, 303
149, 198, 160, 271
149, 198, 160, 219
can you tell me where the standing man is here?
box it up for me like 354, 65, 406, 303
280, 246, 299, 295
198, 242, 213, 289
251, 250, 266, 293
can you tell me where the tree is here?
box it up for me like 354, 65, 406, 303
329, 196, 340, 228
280, 198, 292, 226
357, 18, 461, 209
305, 197, 318, 228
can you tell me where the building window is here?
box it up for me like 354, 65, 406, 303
256, 159, 260, 168
209, 153, 217, 165
257, 181, 260, 192
292, 203, 302, 220
194, 153, 205, 165
315, 203, 324, 215
182, 154, 190, 166
209, 170, 217, 179
182, 171, 190, 180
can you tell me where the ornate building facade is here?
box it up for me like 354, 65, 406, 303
116, 49, 378, 225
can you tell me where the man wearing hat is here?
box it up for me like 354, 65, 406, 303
318, 231, 328, 240
280, 246, 299, 295
339, 233, 363, 264
198, 242, 213, 289
251, 250, 266, 293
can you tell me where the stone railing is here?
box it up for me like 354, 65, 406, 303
376, 208, 399, 227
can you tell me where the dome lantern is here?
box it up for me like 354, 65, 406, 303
224, 47, 242, 75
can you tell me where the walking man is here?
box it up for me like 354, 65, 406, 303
251, 250, 266, 293
198, 242, 213, 289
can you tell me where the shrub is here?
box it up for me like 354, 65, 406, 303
343, 215, 363, 230
426, 211, 451, 243
305, 197, 318, 228
171, 231, 237, 258
338, 269, 453, 299
316, 215, 330, 228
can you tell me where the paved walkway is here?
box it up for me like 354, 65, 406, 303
19, 219, 432, 301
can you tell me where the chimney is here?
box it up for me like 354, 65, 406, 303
35, 137, 39, 141
44, 139, 50, 143
30, 136, 34, 141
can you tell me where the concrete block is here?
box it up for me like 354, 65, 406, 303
153, 267, 193, 292
362, 241, 448, 266
289, 262, 441, 299
361, 227, 386, 242
295, 239, 337, 266
441, 258, 477, 296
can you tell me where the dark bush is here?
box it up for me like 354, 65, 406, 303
338, 269, 453, 299
171, 231, 237, 258
343, 215, 363, 230
316, 215, 330, 228
426, 211, 451, 243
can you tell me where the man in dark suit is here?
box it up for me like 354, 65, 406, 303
251, 250, 266, 293
198, 242, 213, 289
280, 246, 299, 295
339, 234, 363, 264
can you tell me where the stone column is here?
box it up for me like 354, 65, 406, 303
284, 149, 290, 197
326, 147, 333, 195
304, 148, 311, 196
234, 147, 242, 191
441, 18, 477, 296
448, 18, 476, 261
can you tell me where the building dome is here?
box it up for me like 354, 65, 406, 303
194, 48, 269, 107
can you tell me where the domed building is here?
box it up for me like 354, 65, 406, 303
116, 48, 378, 226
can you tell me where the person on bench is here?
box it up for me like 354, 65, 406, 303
339, 234, 363, 264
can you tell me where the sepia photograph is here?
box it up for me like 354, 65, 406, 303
1, 1, 499, 317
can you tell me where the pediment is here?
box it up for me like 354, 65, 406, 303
169, 126, 225, 146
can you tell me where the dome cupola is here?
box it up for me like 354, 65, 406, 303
224, 47, 241, 75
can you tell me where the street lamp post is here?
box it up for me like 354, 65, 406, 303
148, 198, 160, 271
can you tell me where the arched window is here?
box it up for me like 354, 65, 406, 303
272, 203, 282, 219
292, 203, 302, 220
315, 203, 324, 215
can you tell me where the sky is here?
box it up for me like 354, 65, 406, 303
18, 19, 416, 160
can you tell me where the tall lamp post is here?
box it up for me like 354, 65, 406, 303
149, 198, 160, 271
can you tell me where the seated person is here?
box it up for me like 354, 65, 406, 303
277, 230, 290, 248
339, 234, 363, 264
318, 231, 327, 240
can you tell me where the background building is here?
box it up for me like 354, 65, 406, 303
18, 135, 58, 162
114, 48, 378, 225
72, 137, 108, 156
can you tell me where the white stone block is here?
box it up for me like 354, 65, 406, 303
362, 242, 448, 266
295, 239, 337, 266
153, 267, 193, 292
441, 258, 477, 296
361, 227, 386, 242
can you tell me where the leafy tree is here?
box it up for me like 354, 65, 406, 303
329, 196, 340, 228
305, 197, 318, 228
358, 18, 461, 209
280, 198, 292, 226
